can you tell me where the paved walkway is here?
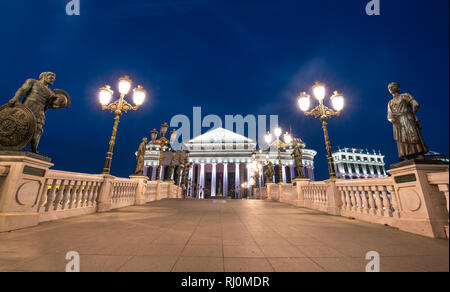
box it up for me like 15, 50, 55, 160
0, 199, 448, 272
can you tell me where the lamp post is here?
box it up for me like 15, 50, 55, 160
99, 75, 146, 174
265, 128, 292, 183
297, 81, 344, 178
150, 124, 177, 181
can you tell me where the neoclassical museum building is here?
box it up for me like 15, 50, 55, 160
142, 127, 317, 198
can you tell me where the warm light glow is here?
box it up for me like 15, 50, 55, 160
284, 133, 292, 144
161, 122, 169, 136
312, 81, 326, 101
274, 127, 282, 138
99, 85, 113, 105
331, 91, 344, 111
133, 85, 146, 106
298, 92, 310, 112
170, 129, 177, 143
151, 129, 158, 142
118, 75, 132, 95
265, 132, 272, 144
249, 178, 255, 185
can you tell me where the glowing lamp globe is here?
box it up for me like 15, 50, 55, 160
274, 127, 282, 138
265, 132, 272, 144
118, 75, 132, 95
133, 85, 146, 106
331, 91, 344, 111
298, 92, 311, 112
312, 81, 326, 101
99, 85, 113, 105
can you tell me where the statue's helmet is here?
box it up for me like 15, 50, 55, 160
388, 82, 400, 94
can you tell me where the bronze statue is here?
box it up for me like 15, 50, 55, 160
134, 137, 147, 175
167, 155, 175, 181
0, 72, 70, 153
291, 143, 305, 178
264, 161, 275, 183
387, 82, 428, 160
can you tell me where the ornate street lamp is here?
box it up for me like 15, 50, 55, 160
265, 128, 292, 183
297, 81, 344, 178
99, 76, 146, 174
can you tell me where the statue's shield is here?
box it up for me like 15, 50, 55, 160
49, 89, 71, 109
0, 103, 36, 151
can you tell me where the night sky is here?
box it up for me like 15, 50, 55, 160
0, 0, 448, 180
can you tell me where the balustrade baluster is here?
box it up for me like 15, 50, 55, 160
380, 186, 392, 217
359, 186, 369, 214
355, 187, 363, 213
365, 186, 376, 215
350, 186, 357, 212
370, 186, 382, 216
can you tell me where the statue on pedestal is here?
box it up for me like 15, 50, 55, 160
167, 155, 175, 181
0, 72, 70, 153
134, 137, 147, 175
387, 82, 428, 160
291, 143, 305, 178
264, 161, 275, 184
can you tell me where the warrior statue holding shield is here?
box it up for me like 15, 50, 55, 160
0, 72, 70, 154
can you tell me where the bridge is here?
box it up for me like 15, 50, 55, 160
0, 153, 448, 272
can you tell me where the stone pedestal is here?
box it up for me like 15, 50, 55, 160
266, 183, 279, 201
293, 178, 310, 207
130, 175, 148, 205
97, 175, 114, 212
388, 160, 449, 238
324, 179, 342, 216
0, 152, 53, 232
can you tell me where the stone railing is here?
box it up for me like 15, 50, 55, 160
144, 180, 158, 202
110, 178, 138, 209
258, 161, 449, 239
427, 171, 449, 237
302, 182, 329, 213
38, 170, 103, 222
336, 177, 398, 225
0, 152, 185, 232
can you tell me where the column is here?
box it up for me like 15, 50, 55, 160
211, 163, 217, 197
223, 163, 228, 196
199, 163, 205, 198
188, 164, 193, 197
290, 165, 295, 181
235, 163, 240, 198
282, 165, 287, 183
247, 163, 252, 198
152, 165, 157, 181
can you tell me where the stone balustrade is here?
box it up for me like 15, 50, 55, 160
427, 171, 449, 237
0, 153, 185, 232
38, 170, 103, 222
302, 182, 328, 212
257, 162, 449, 239
110, 178, 138, 209
336, 177, 398, 225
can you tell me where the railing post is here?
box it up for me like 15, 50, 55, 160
325, 179, 342, 216
0, 152, 53, 232
293, 178, 309, 207
388, 160, 449, 238
130, 175, 148, 205
97, 175, 114, 212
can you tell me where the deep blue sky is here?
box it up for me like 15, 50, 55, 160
1, 0, 448, 180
